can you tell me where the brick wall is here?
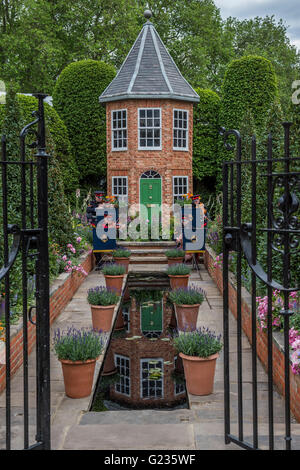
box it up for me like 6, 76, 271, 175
106, 99, 194, 206
0, 251, 95, 393
204, 246, 300, 423
109, 293, 185, 407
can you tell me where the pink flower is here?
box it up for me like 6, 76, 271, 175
62, 255, 67, 261
76, 237, 82, 244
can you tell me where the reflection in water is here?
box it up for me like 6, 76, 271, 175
91, 272, 187, 411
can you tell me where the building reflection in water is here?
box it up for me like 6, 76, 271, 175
93, 272, 187, 410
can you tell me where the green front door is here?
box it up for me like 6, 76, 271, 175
140, 178, 162, 238
141, 301, 163, 336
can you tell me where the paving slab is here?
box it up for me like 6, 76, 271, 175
62, 423, 195, 450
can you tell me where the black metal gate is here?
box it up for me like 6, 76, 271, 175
0, 94, 50, 450
222, 122, 299, 450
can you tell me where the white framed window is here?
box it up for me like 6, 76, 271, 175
112, 109, 127, 150
138, 108, 161, 150
173, 176, 188, 203
112, 176, 128, 202
140, 358, 164, 399
173, 109, 188, 150
115, 354, 130, 396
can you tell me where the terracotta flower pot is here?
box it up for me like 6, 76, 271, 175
175, 303, 201, 331
104, 274, 124, 295
90, 304, 116, 332
60, 358, 97, 398
168, 274, 189, 290
167, 257, 184, 266
179, 352, 219, 396
113, 257, 130, 273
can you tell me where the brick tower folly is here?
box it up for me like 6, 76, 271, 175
99, 10, 199, 208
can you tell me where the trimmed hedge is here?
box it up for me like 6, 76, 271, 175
217, 55, 278, 188
0, 95, 79, 201
52, 60, 116, 189
18, 95, 79, 200
220, 55, 278, 131
193, 88, 220, 183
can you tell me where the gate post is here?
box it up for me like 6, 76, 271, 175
34, 93, 51, 450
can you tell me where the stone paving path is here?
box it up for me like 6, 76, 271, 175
1, 262, 300, 450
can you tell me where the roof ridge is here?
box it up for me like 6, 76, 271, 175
149, 24, 173, 94
127, 24, 148, 94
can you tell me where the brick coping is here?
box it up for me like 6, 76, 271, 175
204, 244, 300, 422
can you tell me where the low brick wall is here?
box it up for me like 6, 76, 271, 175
204, 245, 300, 423
0, 251, 95, 393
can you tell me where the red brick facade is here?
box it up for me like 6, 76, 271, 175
109, 293, 186, 407
105, 99, 194, 206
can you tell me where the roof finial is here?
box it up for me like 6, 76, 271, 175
144, 9, 152, 21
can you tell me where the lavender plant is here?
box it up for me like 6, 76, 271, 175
173, 327, 222, 358
169, 286, 205, 305
113, 248, 131, 258
101, 263, 126, 276
165, 249, 185, 258
87, 286, 119, 306
166, 264, 191, 276
53, 327, 104, 361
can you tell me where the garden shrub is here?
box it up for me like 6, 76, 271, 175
193, 88, 220, 196
52, 60, 116, 190
0, 86, 76, 319
218, 55, 278, 188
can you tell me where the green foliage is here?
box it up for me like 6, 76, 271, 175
165, 249, 185, 258
193, 88, 220, 187
220, 55, 278, 131
52, 59, 116, 189
172, 327, 222, 357
224, 16, 300, 110
101, 263, 126, 276
87, 286, 119, 306
166, 264, 191, 276
218, 55, 278, 188
169, 286, 205, 306
113, 248, 131, 258
53, 327, 104, 361
131, 290, 163, 304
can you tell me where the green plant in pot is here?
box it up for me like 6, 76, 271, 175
173, 327, 222, 396
87, 286, 120, 332
101, 263, 126, 295
53, 327, 104, 398
112, 248, 131, 273
166, 263, 191, 290
165, 249, 185, 266
169, 285, 205, 330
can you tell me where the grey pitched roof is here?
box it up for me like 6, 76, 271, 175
99, 21, 199, 103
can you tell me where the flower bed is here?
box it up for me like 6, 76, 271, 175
204, 245, 300, 423
0, 250, 95, 393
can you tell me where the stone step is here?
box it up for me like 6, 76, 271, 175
130, 256, 167, 264
61, 423, 195, 450
130, 249, 167, 256
80, 409, 196, 426
118, 241, 176, 250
